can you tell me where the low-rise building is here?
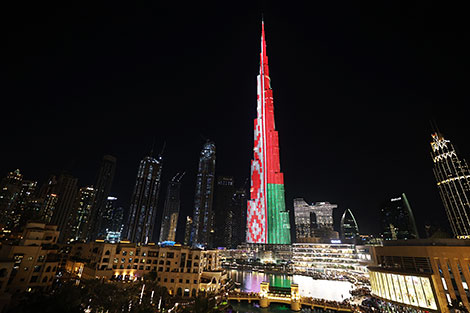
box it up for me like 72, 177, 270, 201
0, 222, 60, 294
368, 239, 470, 313
64, 241, 226, 297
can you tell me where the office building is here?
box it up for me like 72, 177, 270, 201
213, 176, 235, 248
87, 155, 116, 241
232, 186, 248, 247
71, 186, 95, 242
431, 132, 470, 238
183, 216, 192, 246
340, 209, 360, 243
50, 173, 78, 243
190, 140, 216, 248
380, 193, 419, 241
0, 169, 23, 229
126, 153, 163, 244
293, 199, 338, 242
159, 173, 184, 243
246, 21, 291, 245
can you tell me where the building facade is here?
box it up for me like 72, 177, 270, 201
246, 21, 291, 245
0, 169, 24, 229
430, 132, 470, 238
340, 209, 360, 243
126, 154, 163, 244
159, 173, 184, 243
190, 141, 216, 248
0, 222, 60, 294
50, 173, 78, 243
293, 199, 338, 242
380, 193, 419, 241
213, 176, 235, 248
64, 242, 225, 297
71, 186, 95, 242
368, 239, 470, 313
87, 155, 116, 242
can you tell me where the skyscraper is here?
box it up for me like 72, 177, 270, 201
380, 193, 419, 240
340, 209, 360, 243
190, 140, 216, 248
0, 169, 23, 229
183, 216, 192, 246
293, 199, 338, 242
213, 176, 235, 248
50, 173, 78, 242
159, 173, 184, 243
71, 186, 95, 242
431, 132, 470, 238
246, 21, 291, 244
126, 153, 163, 244
232, 186, 248, 248
87, 155, 116, 241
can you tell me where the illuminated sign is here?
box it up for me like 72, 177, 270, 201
330, 240, 341, 244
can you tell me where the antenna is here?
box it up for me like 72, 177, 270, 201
159, 141, 166, 159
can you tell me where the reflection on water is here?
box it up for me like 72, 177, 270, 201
228, 270, 353, 302
229, 302, 315, 313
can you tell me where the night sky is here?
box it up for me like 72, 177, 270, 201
2, 2, 470, 239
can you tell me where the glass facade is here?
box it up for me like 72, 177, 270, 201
369, 271, 437, 310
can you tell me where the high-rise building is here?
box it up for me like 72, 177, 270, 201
293, 199, 338, 242
126, 153, 163, 244
190, 140, 216, 248
183, 216, 193, 246
380, 193, 419, 240
431, 132, 470, 238
87, 155, 116, 241
230, 186, 248, 248
340, 209, 360, 243
0, 169, 23, 229
101, 196, 123, 243
71, 186, 95, 242
213, 176, 235, 248
159, 173, 184, 243
50, 173, 78, 242
246, 21, 291, 244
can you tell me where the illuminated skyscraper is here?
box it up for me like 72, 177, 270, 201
431, 132, 470, 238
50, 173, 78, 242
380, 193, 419, 241
126, 153, 163, 244
71, 186, 95, 242
190, 140, 216, 248
0, 169, 23, 228
246, 21, 291, 244
340, 209, 360, 243
213, 176, 235, 248
87, 155, 116, 241
183, 216, 192, 246
159, 173, 184, 243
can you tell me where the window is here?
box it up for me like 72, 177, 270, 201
194, 280, 197, 284
45, 266, 51, 272
139, 265, 144, 270
24, 267, 29, 271
133, 265, 137, 269
42, 276, 48, 283
158, 267, 163, 272
171, 279, 174, 283
105, 250, 110, 255
186, 279, 189, 283
113, 258, 118, 263
166, 261, 170, 266
129, 251, 134, 256
122, 251, 127, 256
112, 265, 117, 269
142, 252, 147, 257
145, 266, 150, 270
179, 279, 183, 283
38, 255, 45, 262
27, 256, 33, 261
30, 276, 38, 283
121, 258, 125, 263
141, 259, 145, 263
102, 258, 109, 263
153, 260, 157, 264
134, 259, 139, 263
164, 278, 167, 282
33, 266, 41, 272
167, 252, 174, 259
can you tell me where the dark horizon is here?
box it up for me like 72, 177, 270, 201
2, 2, 470, 239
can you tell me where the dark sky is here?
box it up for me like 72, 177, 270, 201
2, 2, 470, 238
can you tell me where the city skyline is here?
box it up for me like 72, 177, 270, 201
2, 3, 470, 237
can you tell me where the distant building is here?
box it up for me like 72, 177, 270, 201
430, 132, 470, 238
340, 209, 360, 243
102, 196, 123, 242
0, 169, 23, 229
231, 186, 248, 248
71, 186, 95, 242
293, 199, 338, 242
50, 173, 78, 243
213, 176, 235, 248
380, 193, 419, 240
183, 216, 193, 246
87, 155, 116, 242
159, 173, 184, 243
190, 141, 216, 248
126, 153, 163, 244
0, 222, 60, 294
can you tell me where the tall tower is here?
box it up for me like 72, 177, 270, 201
126, 152, 163, 244
87, 155, 116, 241
431, 132, 470, 238
380, 193, 419, 240
190, 140, 216, 248
213, 176, 235, 248
340, 209, 360, 243
246, 21, 291, 244
159, 173, 184, 243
